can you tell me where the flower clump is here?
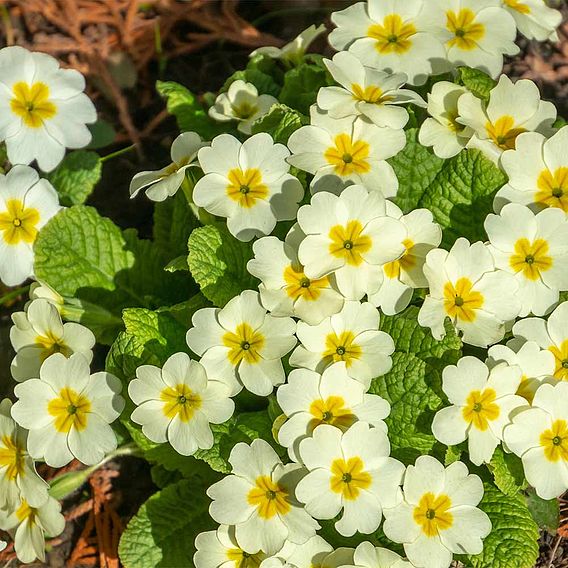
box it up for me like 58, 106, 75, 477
1, 0, 567, 566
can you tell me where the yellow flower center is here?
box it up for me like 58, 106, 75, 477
351, 84, 392, 104
330, 456, 371, 500
367, 14, 416, 54
445, 110, 466, 133
323, 330, 362, 368
324, 133, 371, 177
10, 81, 57, 128
15, 499, 36, 523
383, 238, 416, 279
540, 419, 568, 462
0, 199, 40, 245
232, 102, 258, 120
160, 383, 202, 422
504, 0, 531, 14
509, 238, 552, 280
485, 116, 526, 151
35, 330, 71, 363
446, 8, 485, 50
223, 322, 265, 366
247, 475, 291, 519
226, 549, 263, 568
308, 396, 356, 430
443, 277, 484, 322
536, 167, 568, 212
328, 219, 372, 266
226, 168, 268, 208
47, 387, 91, 433
549, 339, 568, 381
413, 492, 453, 537
0, 434, 26, 481
462, 388, 500, 431
283, 263, 329, 302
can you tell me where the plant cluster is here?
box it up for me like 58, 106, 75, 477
0, 1, 567, 567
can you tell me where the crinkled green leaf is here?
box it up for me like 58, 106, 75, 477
488, 446, 526, 496
456, 67, 497, 102
526, 488, 559, 533
251, 103, 308, 144
156, 80, 225, 139
370, 306, 461, 463
118, 478, 215, 568
418, 149, 507, 247
187, 224, 258, 307
466, 483, 539, 568
46, 150, 102, 206
279, 60, 334, 114
222, 54, 283, 97
389, 128, 445, 213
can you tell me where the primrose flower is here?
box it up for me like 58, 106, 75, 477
431, 356, 525, 465
457, 75, 557, 164
423, 0, 518, 78
0, 46, 96, 172
318, 51, 425, 129
418, 81, 473, 158
328, 0, 446, 86
495, 128, 568, 215
485, 203, 568, 316
186, 290, 296, 396
501, 0, 562, 41
296, 422, 405, 537
504, 381, 568, 499
194, 133, 303, 241
11, 353, 124, 467
129, 352, 234, 456
368, 202, 442, 315
0, 399, 48, 510
0, 496, 65, 564
247, 224, 344, 326
10, 298, 95, 382
207, 439, 319, 555
209, 80, 278, 135
340, 541, 413, 568
290, 301, 395, 389
383, 456, 491, 568
0, 165, 61, 287
296, 185, 406, 300
513, 301, 568, 381
418, 238, 521, 347
129, 132, 206, 201
251, 24, 327, 65
27, 280, 64, 311
269, 535, 334, 567
288, 106, 406, 196
276, 363, 390, 461
194, 525, 268, 568
487, 339, 556, 403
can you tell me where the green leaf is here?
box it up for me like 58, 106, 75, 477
87, 119, 116, 149
279, 61, 334, 114
389, 129, 445, 213
187, 224, 258, 307
106, 307, 190, 384
222, 54, 283, 98
164, 256, 188, 273
46, 150, 102, 206
370, 306, 461, 463
526, 488, 559, 533
456, 67, 497, 102
466, 483, 539, 568
156, 80, 224, 139
118, 478, 215, 568
418, 149, 507, 247
153, 190, 200, 261
251, 103, 308, 144
488, 446, 525, 496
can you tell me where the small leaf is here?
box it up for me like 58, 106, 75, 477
46, 150, 102, 206
279, 61, 334, 114
488, 446, 526, 496
251, 103, 308, 144
526, 488, 560, 533
456, 67, 497, 102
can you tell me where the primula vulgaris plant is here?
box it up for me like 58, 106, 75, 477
0, 1, 567, 566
